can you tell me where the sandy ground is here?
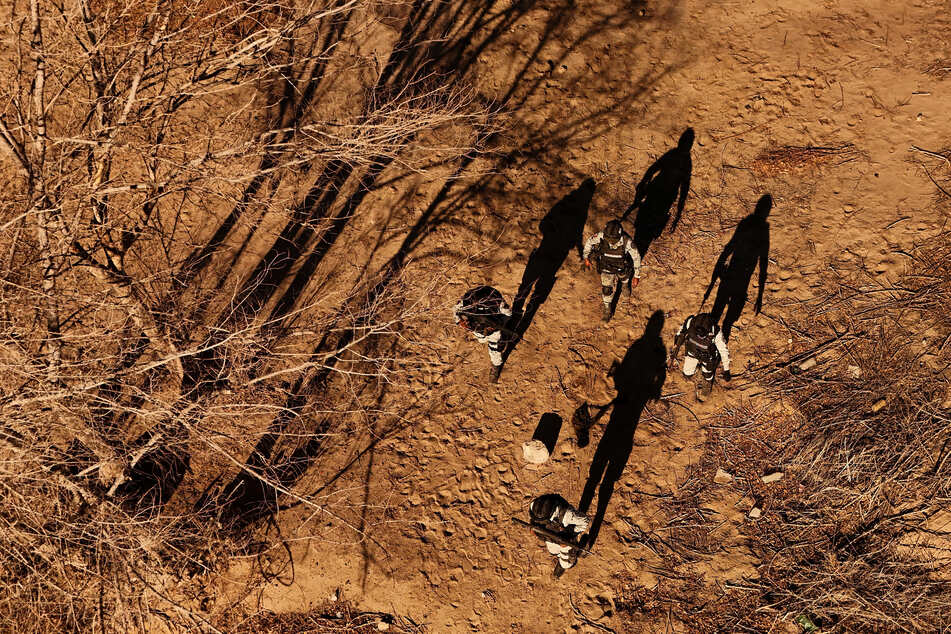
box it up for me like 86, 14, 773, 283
216, 0, 951, 631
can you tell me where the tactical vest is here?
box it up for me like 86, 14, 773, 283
598, 237, 632, 275
685, 318, 720, 366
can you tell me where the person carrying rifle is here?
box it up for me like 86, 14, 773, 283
582, 219, 642, 322
453, 286, 513, 383
668, 312, 731, 401
525, 493, 590, 579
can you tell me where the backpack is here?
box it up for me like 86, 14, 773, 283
459, 286, 505, 335
683, 314, 720, 365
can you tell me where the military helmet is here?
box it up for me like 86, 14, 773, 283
529, 494, 560, 523
693, 312, 715, 333
604, 219, 623, 241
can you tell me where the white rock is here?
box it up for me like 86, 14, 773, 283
521, 439, 550, 464
761, 471, 784, 484
847, 365, 862, 378
714, 468, 734, 484
798, 356, 817, 371
748, 507, 762, 519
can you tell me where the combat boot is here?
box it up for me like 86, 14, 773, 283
601, 304, 611, 322
697, 378, 713, 401
489, 364, 502, 383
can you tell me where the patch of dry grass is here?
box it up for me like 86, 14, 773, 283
617, 232, 951, 632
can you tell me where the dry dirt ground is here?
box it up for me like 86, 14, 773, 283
217, 0, 951, 631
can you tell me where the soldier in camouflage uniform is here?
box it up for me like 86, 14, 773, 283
453, 286, 513, 383
582, 220, 642, 322
527, 493, 590, 579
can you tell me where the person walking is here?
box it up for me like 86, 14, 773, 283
582, 220, 641, 322
527, 493, 590, 579
453, 285, 513, 383
668, 312, 731, 401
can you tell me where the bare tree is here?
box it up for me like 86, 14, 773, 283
0, 0, 492, 630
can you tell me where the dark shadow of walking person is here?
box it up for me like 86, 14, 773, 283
578, 310, 666, 546
506, 178, 594, 359
622, 128, 693, 257
703, 194, 772, 341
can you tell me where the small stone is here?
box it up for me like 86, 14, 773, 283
521, 439, 550, 464
871, 398, 887, 413
761, 471, 784, 484
457, 475, 476, 492
714, 468, 734, 484
748, 507, 762, 519
847, 365, 862, 378
797, 356, 817, 371
376, 622, 389, 631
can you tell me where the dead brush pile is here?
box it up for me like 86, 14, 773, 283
225, 599, 424, 633
750, 143, 863, 177
618, 233, 951, 632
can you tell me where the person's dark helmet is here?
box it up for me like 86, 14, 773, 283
530, 494, 558, 523
694, 312, 715, 332
604, 219, 623, 241
678, 127, 695, 151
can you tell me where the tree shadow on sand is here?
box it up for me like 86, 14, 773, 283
578, 310, 666, 546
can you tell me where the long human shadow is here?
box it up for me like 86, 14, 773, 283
702, 193, 772, 341
622, 128, 693, 257
578, 310, 666, 546
505, 178, 594, 361
196, 2, 680, 534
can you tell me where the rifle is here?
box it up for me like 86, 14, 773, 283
456, 317, 519, 340
668, 326, 687, 369
511, 517, 592, 557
